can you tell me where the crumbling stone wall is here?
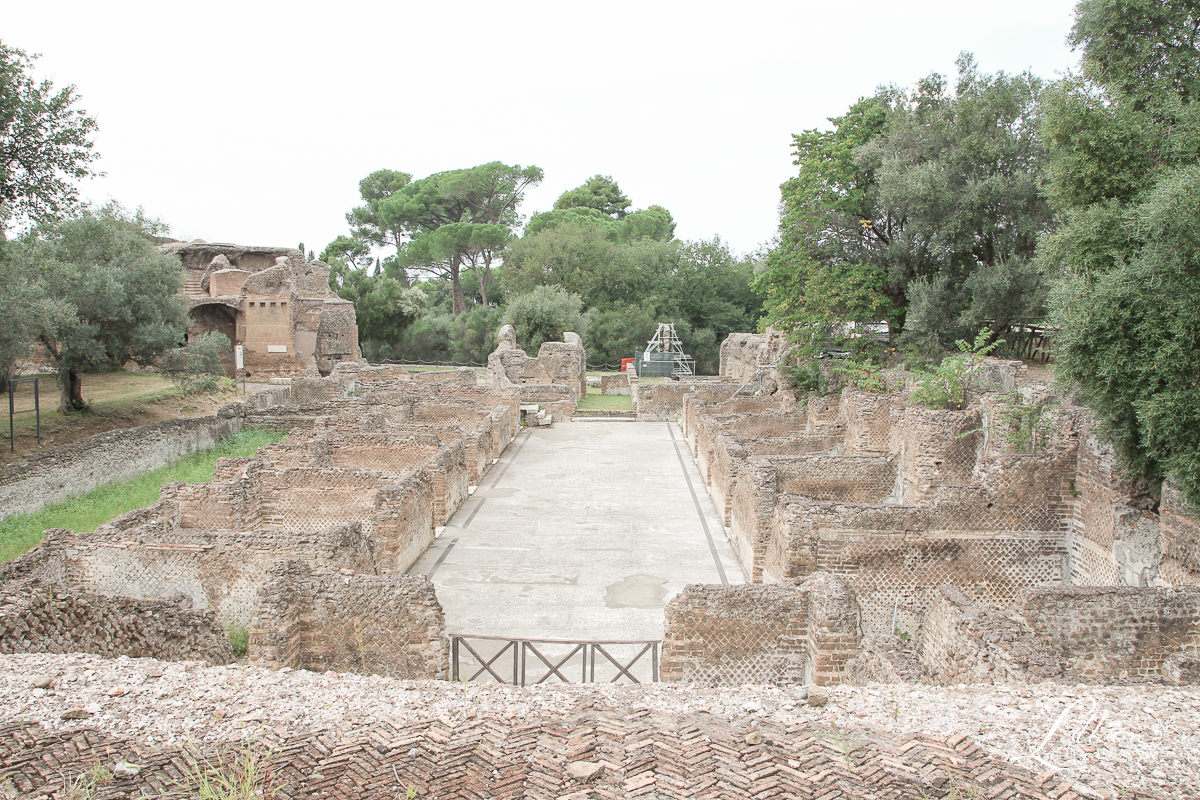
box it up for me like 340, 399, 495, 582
1161, 481, 1200, 586
1020, 585, 1200, 681
718, 329, 793, 381
634, 378, 746, 422
0, 579, 233, 664
486, 325, 587, 420
1067, 422, 1191, 587
250, 559, 447, 679
761, 499, 1068, 635
707, 432, 843, 527
919, 586, 1062, 684
661, 572, 859, 687
601, 373, 630, 395
43, 522, 374, 629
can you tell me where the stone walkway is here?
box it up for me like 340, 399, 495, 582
410, 421, 743, 642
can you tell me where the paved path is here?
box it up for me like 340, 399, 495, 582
410, 420, 744, 641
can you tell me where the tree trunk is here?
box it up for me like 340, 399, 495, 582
58, 367, 83, 413
478, 266, 490, 307
451, 262, 466, 316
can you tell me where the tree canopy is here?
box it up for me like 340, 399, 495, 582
339, 162, 542, 316
5, 204, 187, 410
1041, 0, 1200, 502
758, 54, 1052, 356
0, 43, 99, 238
552, 174, 631, 218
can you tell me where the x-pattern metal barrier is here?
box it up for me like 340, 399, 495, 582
449, 634, 660, 686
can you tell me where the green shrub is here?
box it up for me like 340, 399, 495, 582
826, 357, 886, 393
502, 285, 586, 353
910, 328, 1003, 410
227, 623, 249, 657
779, 363, 827, 397
159, 332, 230, 394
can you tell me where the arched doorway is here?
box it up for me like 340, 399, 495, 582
188, 304, 238, 378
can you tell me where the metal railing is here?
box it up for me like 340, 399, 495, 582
449, 634, 660, 686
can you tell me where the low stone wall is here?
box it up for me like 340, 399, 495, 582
250, 559, 447, 679
44, 522, 375, 628
601, 373, 630, 395
1020, 585, 1200, 681
919, 585, 1062, 684
0, 413, 242, 522
636, 379, 743, 422
661, 572, 859, 687
0, 579, 233, 664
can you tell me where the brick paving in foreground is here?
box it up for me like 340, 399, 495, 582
0, 704, 1160, 800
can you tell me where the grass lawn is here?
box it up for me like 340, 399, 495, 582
576, 393, 633, 411
3, 371, 245, 464
0, 427, 288, 563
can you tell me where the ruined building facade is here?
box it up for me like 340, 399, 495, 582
166, 242, 360, 379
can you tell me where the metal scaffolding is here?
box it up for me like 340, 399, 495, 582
642, 323, 696, 379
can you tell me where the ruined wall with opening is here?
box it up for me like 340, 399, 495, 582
168, 241, 361, 378
487, 326, 586, 420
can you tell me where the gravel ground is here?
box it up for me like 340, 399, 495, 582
2, 653, 1195, 799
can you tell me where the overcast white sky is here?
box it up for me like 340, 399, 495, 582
7, 1, 1082, 257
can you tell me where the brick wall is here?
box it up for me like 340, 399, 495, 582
661, 583, 809, 686
919, 585, 1062, 684
1161, 481, 1200, 586
0, 579, 234, 664
250, 559, 447, 679
46, 522, 375, 628
661, 572, 859, 687
1020, 585, 1200, 680
762, 500, 1067, 635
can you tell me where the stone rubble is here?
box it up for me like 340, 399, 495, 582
2, 653, 1195, 799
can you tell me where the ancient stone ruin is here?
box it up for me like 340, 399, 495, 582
3, 323, 1199, 692
486, 324, 587, 423
167, 241, 361, 378
2, 362, 517, 679
670, 331, 1200, 686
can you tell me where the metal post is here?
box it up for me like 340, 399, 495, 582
33, 378, 40, 446
8, 380, 13, 454
513, 641, 520, 686
451, 636, 459, 682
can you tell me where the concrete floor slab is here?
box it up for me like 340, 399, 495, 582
410, 420, 745, 641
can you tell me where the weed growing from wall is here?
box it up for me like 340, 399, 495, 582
911, 329, 1003, 411
226, 623, 249, 658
